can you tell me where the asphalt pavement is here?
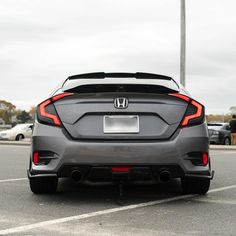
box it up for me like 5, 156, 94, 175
0, 145, 235, 235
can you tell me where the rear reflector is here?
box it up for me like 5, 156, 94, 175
202, 153, 208, 166
112, 167, 131, 173
33, 152, 39, 164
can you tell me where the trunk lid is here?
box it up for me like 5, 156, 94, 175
54, 93, 187, 140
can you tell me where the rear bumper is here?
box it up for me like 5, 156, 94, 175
209, 135, 221, 144
29, 121, 212, 180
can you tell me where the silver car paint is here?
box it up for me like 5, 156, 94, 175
30, 120, 210, 176
29, 75, 211, 179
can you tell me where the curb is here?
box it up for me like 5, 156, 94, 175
0, 141, 31, 146
210, 145, 236, 151
0, 141, 236, 150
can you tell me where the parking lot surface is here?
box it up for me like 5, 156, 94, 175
0, 145, 235, 235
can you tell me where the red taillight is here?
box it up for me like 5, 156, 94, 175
33, 152, 39, 164
202, 153, 208, 166
51, 92, 73, 102
169, 93, 204, 127
181, 100, 203, 127
112, 167, 131, 173
39, 99, 61, 126
37, 92, 73, 127
169, 93, 190, 102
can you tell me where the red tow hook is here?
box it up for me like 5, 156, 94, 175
111, 167, 131, 199
111, 167, 131, 173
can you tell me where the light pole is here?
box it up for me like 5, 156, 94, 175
180, 0, 186, 87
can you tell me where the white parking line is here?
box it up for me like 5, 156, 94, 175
0, 144, 30, 148
208, 184, 236, 193
0, 184, 236, 235
210, 151, 236, 155
195, 199, 236, 205
0, 178, 27, 183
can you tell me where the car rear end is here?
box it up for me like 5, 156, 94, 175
208, 123, 231, 145
28, 72, 213, 194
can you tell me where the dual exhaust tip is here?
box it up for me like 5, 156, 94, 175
159, 170, 171, 183
71, 169, 171, 183
71, 170, 82, 182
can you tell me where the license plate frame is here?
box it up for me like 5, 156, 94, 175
103, 115, 139, 134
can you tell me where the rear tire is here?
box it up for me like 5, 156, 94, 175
181, 177, 210, 194
223, 137, 230, 145
15, 134, 24, 141
29, 177, 58, 194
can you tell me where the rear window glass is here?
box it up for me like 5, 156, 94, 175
66, 84, 177, 94
207, 124, 223, 130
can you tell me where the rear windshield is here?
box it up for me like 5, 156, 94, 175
66, 84, 177, 94
207, 124, 223, 130
12, 124, 27, 130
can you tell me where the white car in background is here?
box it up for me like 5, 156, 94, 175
0, 123, 33, 141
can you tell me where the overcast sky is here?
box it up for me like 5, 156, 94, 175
0, 0, 235, 114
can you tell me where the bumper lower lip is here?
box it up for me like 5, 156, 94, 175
27, 170, 57, 178
28, 166, 214, 182
185, 170, 214, 179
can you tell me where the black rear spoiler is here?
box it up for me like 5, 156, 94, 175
68, 72, 172, 80
65, 72, 179, 89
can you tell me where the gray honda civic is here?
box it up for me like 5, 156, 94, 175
28, 72, 214, 195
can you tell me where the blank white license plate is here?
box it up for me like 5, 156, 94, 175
103, 115, 139, 134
